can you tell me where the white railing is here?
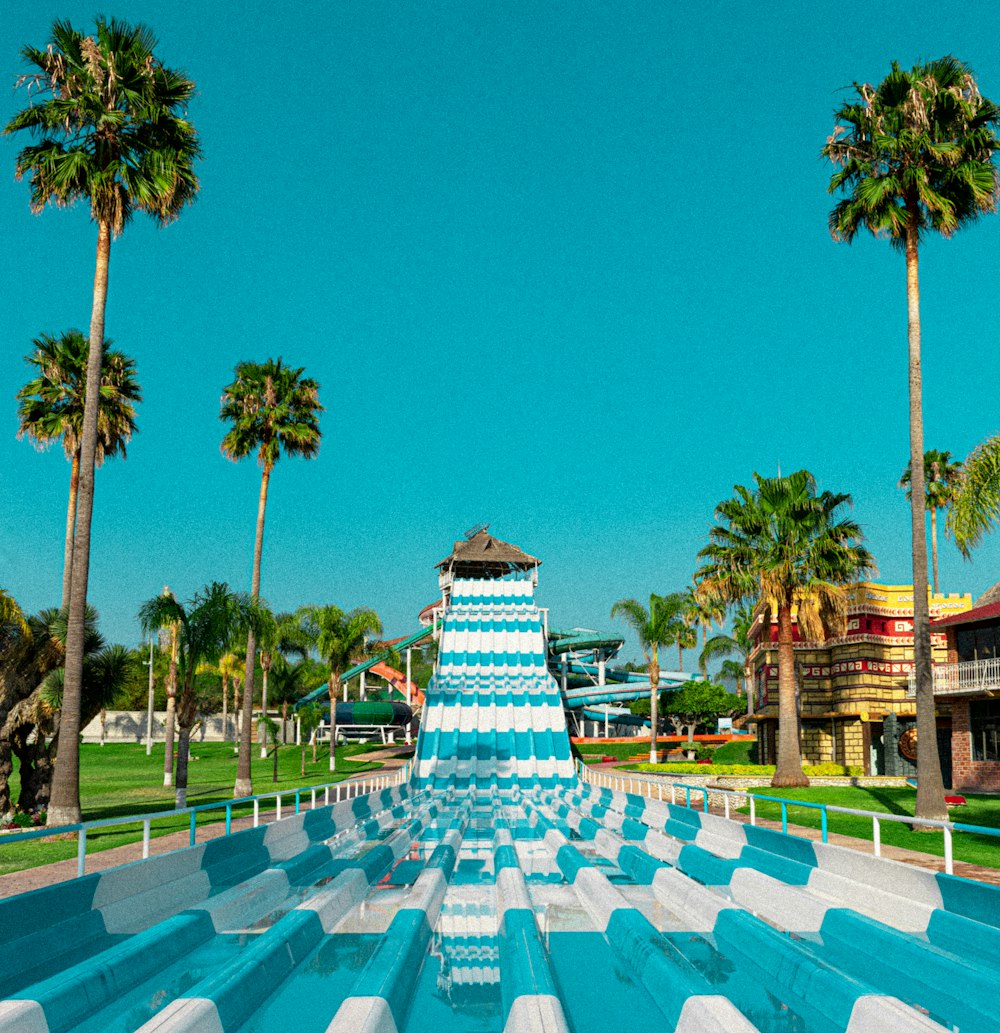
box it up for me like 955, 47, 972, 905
908, 657, 1000, 697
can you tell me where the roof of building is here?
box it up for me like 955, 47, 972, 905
974, 580, 1000, 608
436, 530, 540, 571
934, 599, 1000, 628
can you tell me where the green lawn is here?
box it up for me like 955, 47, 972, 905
735, 786, 1000, 870
0, 741, 396, 877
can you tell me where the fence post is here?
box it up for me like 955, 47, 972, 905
189, 810, 197, 847
671, 785, 676, 805
277, 795, 282, 821
685, 786, 691, 809
253, 798, 260, 827
311, 788, 317, 809
702, 789, 708, 813
77, 827, 87, 878
295, 790, 301, 815
336, 784, 342, 803
724, 794, 730, 820
944, 826, 953, 875
873, 816, 881, 857
750, 796, 756, 826
225, 804, 232, 837
781, 802, 787, 835
143, 819, 151, 859
821, 807, 828, 843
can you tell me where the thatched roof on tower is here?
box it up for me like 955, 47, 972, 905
436, 530, 540, 579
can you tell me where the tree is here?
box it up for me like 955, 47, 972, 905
661, 681, 740, 742
297, 606, 383, 771
700, 603, 756, 703
298, 704, 323, 776
220, 358, 323, 799
5, 18, 200, 825
0, 606, 132, 813
685, 587, 726, 672
611, 594, 684, 764
947, 435, 1000, 558
900, 450, 963, 594
138, 583, 261, 808
823, 56, 999, 818
16, 331, 141, 609
256, 610, 305, 758
696, 470, 874, 787
269, 660, 311, 742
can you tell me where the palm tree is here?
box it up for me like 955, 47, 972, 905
696, 471, 875, 787
297, 606, 383, 771
900, 450, 963, 595
138, 583, 260, 808
16, 331, 141, 609
5, 18, 200, 826
220, 358, 322, 798
611, 595, 683, 764
255, 610, 305, 758
683, 587, 724, 672
700, 603, 756, 702
949, 435, 1000, 554
823, 57, 999, 818
269, 660, 310, 743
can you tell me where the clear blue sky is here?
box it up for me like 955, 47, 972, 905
3, 1, 1000, 658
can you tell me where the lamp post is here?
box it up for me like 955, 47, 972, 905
144, 636, 155, 756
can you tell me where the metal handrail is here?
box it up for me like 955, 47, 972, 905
577, 761, 1000, 875
908, 655, 1000, 697
0, 765, 409, 879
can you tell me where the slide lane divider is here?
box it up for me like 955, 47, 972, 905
124, 796, 452, 1033
325, 803, 473, 1033
518, 794, 758, 1033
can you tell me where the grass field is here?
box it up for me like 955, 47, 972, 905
0, 740, 398, 877
737, 786, 1000, 869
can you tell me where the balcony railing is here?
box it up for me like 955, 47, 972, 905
908, 657, 1000, 697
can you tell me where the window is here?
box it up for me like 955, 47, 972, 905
970, 699, 1000, 762
956, 623, 1000, 663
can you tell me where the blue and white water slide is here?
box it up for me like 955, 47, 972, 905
1, 572, 998, 1032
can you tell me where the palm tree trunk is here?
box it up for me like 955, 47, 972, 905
47, 219, 112, 827
930, 504, 940, 596
905, 211, 947, 820
221, 676, 229, 742
772, 601, 809, 787
163, 623, 178, 787
175, 725, 191, 809
649, 645, 659, 764
61, 452, 80, 611
235, 466, 270, 798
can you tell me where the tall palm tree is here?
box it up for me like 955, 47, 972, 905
220, 358, 322, 798
611, 594, 681, 764
900, 450, 963, 595
138, 583, 260, 808
16, 331, 141, 609
700, 603, 756, 701
823, 57, 999, 819
696, 471, 875, 787
297, 606, 383, 772
949, 435, 1000, 554
5, 18, 200, 826
684, 586, 725, 672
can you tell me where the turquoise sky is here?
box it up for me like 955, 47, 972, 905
3, 2, 1000, 654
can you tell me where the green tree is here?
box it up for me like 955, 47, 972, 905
900, 450, 963, 595
699, 603, 756, 702
16, 331, 141, 610
823, 56, 999, 819
949, 435, 1000, 554
5, 18, 200, 826
696, 471, 874, 787
611, 594, 685, 764
298, 703, 323, 776
220, 358, 323, 799
138, 583, 261, 807
297, 606, 383, 771
682, 587, 723, 672
661, 681, 739, 742
256, 610, 307, 759
270, 660, 312, 742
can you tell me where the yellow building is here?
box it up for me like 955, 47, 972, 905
749, 583, 971, 775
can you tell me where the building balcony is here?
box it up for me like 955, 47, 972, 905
908, 657, 1000, 698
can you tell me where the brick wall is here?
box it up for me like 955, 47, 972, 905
951, 700, 1000, 791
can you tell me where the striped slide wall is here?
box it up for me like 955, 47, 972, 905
0, 785, 431, 1033
412, 577, 575, 790
547, 779, 1000, 1032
